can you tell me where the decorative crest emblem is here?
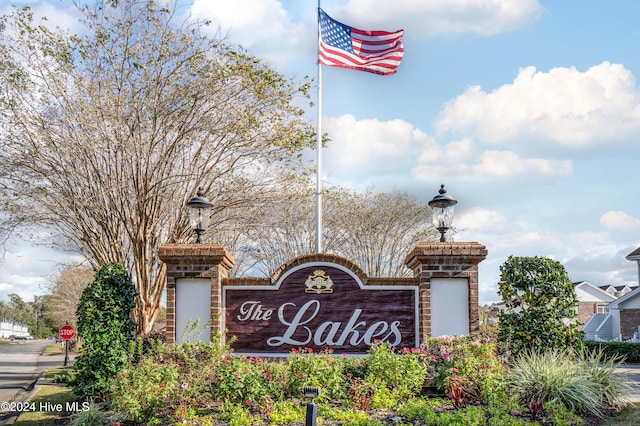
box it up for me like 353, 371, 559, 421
304, 270, 334, 294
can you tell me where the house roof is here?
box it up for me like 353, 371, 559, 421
626, 246, 640, 261
607, 285, 640, 309
599, 284, 636, 292
574, 281, 617, 302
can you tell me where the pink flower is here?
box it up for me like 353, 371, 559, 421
181, 382, 188, 390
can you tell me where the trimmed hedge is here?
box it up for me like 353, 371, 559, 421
585, 341, 640, 363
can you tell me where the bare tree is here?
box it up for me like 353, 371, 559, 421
0, 1, 313, 334
243, 184, 438, 277
46, 264, 95, 329
328, 188, 437, 277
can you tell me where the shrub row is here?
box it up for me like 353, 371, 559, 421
584, 340, 640, 363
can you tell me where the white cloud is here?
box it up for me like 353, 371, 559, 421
187, 0, 543, 70
334, 0, 544, 37
436, 62, 640, 147
601, 211, 640, 232
412, 139, 573, 181
455, 210, 639, 304
190, 0, 307, 68
321, 114, 433, 184
456, 207, 511, 234
321, 115, 573, 185
0, 239, 82, 303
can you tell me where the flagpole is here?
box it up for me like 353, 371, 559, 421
315, 0, 323, 253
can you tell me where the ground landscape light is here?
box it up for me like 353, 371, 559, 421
303, 386, 320, 426
428, 184, 458, 242
186, 187, 213, 243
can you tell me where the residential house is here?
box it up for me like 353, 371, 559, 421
574, 281, 616, 324
599, 284, 636, 298
0, 318, 29, 339
581, 246, 640, 341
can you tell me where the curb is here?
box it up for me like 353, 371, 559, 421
0, 372, 44, 425
0, 348, 76, 426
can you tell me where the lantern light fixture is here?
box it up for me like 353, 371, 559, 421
186, 187, 213, 243
428, 184, 458, 242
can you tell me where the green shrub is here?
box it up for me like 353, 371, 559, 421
361, 342, 428, 399
423, 336, 507, 406
497, 256, 584, 354
285, 348, 349, 401
109, 335, 614, 424
73, 262, 137, 399
506, 349, 611, 417
212, 353, 286, 407
110, 356, 181, 424
584, 341, 640, 363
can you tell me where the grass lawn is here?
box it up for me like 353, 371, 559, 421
14, 366, 77, 426
41, 343, 66, 356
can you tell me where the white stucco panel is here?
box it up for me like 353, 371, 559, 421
430, 278, 469, 337
176, 278, 211, 344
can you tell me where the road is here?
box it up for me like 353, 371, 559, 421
0, 339, 52, 424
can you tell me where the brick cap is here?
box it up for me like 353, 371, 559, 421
158, 243, 234, 270
271, 253, 368, 284
405, 241, 487, 269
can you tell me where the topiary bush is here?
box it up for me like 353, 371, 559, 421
72, 262, 137, 399
497, 256, 585, 354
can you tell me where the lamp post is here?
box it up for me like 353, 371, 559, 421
428, 184, 457, 242
186, 187, 213, 243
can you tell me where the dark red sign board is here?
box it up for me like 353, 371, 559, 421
59, 325, 75, 340
224, 262, 418, 355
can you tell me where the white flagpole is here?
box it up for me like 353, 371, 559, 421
315, 1, 323, 253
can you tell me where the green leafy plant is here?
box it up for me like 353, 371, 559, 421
212, 353, 286, 407
396, 397, 448, 421
423, 336, 507, 406
584, 341, 640, 363
268, 401, 305, 425
216, 401, 262, 426
319, 405, 384, 426
72, 262, 137, 399
285, 348, 349, 401
497, 256, 584, 353
361, 342, 428, 399
542, 402, 584, 426
110, 356, 181, 423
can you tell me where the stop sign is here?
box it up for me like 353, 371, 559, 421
59, 325, 75, 341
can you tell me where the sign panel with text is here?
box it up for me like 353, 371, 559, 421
223, 262, 418, 355
59, 325, 75, 341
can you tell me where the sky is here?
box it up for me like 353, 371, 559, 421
1, 0, 640, 306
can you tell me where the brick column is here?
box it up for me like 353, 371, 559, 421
405, 242, 487, 340
158, 243, 234, 344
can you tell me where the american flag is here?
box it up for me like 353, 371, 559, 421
318, 9, 404, 76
